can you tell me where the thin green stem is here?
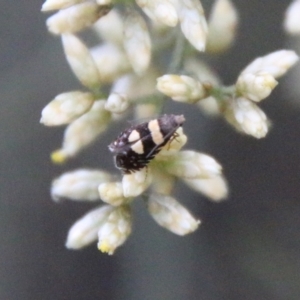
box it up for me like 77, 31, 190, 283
168, 31, 187, 73
210, 85, 235, 100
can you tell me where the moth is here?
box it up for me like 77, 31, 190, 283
109, 114, 185, 173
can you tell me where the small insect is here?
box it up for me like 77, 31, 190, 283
109, 114, 185, 174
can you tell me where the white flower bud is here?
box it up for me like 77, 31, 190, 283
197, 96, 220, 115
52, 100, 111, 162
93, 10, 124, 45
147, 194, 200, 235
177, 0, 208, 51
241, 50, 299, 79
165, 150, 222, 179
40, 91, 94, 126
41, 0, 86, 11
284, 0, 300, 35
224, 97, 269, 138
236, 71, 278, 102
136, 0, 178, 27
184, 175, 228, 202
151, 168, 175, 195
105, 93, 129, 114
98, 206, 132, 255
62, 34, 101, 89
98, 182, 130, 206
123, 11, 151, 74
46, 2, 110, 34
206, 0, 239, 53
157, 74, 207, 103
111, 74, 136, 95
90, 43, 131, 84
66, 205, 114, 249
122, 168, 152, 198
51, 169, 111, 202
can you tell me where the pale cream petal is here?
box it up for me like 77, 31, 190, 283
52, 100, 111, 162
241, 50, 299, 79
157, 74, 207, 103
51, 169, 111, 201
99, 182, 132, 206
40, 91, 94, 126
66, 205, 114, 249
206, 0, 239, 53
165, 150, 222, 179
123, 11, 151, 74
236, 72, 278, 102
122, 168, 152, 198
177, 0, 208, 51
62, 34, 101, 89
46, 2, 110, 34
184, 175, 228, 202
97, 206, 132, 255
147, 193, 200, 235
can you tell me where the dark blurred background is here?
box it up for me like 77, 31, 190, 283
1, 0, 300, 299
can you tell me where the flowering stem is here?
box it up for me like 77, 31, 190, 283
168, 31, 187, 73
91, 88, 105, 100
210, 85, 235, 104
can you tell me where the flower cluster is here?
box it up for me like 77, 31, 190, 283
157, 50, 298, 138
52, 127, 227, 254
41, 0, 298, 254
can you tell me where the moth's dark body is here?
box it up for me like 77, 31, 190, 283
109, 114, 185, 173
112, 123, 157, 173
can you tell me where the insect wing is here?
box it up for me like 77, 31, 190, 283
108, 114, 186, 174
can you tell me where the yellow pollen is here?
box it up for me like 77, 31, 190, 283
98, 240, 113, 255
51, 149, 67, 164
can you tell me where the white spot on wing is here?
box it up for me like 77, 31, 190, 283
131, 140, 144, 154
128, 129, 140, 142
148, 119, 164, 145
